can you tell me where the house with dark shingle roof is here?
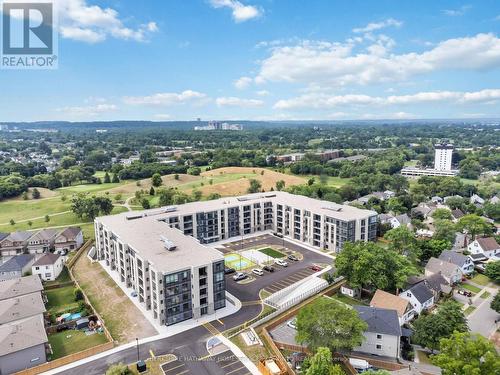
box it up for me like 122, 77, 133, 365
399, 282, 434, 314
0, 231, 33, 257
467, 237, 500, 259
439, 250, 474, 275
54, 227, 84, 253
0, 233, 8, 243
354, 306, 402, 359
425, 257, 462, 285
450, 209, 465, 222
31, 253, 64, 281
26, 229, 58, 254
0, 255, 35, 281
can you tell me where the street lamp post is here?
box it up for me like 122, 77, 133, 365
136, 337, 140, 362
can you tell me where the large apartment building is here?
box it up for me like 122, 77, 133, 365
94, 191, 377, 326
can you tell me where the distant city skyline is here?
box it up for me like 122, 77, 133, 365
1, 0, 500, 121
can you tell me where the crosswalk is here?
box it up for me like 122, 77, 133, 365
202, 321, 221, 336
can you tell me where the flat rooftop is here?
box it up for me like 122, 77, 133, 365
143, 191, 376, 221
96, 216, 223, 274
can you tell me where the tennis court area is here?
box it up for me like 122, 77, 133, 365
224, 253, 256, 271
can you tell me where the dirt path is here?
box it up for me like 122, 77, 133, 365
72, 254, 157, 344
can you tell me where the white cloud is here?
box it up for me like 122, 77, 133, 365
255, 33, 500, 88
443, 5, 472, 16
209, 0, 262, 22
352, 18, 402, 34
273, 89, 500, 110
216, 97, 264, 107
56, 103, 117, 117
256, 90, 270, 96
57, 0, 159, 43
123, 90, 208, 106
234, 76, 252, 89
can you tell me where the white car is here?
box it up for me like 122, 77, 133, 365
252, 268, 264, 276
275, 259, 288, 267
287, 319, 297, 329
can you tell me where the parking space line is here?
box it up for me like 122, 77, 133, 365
226, 365, 247, 374
220, 360, 238, 369
176, 370, 190, 375
164, 363, 185, 373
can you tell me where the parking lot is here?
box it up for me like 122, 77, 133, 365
264, 267, 317, 293
269, 319, 300, 347
161, 350, 251, 375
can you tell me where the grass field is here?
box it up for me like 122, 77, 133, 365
331, 294, 367, 306
471, 274, 491, 286
480, 290, 491, 299
258, 247, 285, 259
48, 330, 108, 359
464, 305, 476, 315
45, 286, 79, 316
460, 283, 482, 294
224, 253, 256, 271
44, 266, 72, 287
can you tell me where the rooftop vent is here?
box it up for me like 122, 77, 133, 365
323, 206, 343, 212
160, 235, 177, 251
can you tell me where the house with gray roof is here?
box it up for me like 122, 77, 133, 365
354, 306, 401, 359
439, 250, 474, 275
399, 282, 434, 314
32, 253, 64, 281
0, 231, 33, 257
0, 276, 47, 373
0, 233, 7, 243
450, 209, 465, 222
425, 257, 462, 285
0, 254, 35, 281
54, 227, 84, 253
27, 229, 58, 254
467, 237, 500, 259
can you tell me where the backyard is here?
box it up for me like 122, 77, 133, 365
48, 330, 109, 359
45, 286, 80, 317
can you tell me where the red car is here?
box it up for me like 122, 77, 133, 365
311, 265, 321, 271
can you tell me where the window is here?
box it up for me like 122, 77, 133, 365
376, 344, 382, 349
377, 334, 382, 339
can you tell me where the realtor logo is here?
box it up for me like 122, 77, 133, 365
1, 1, 58, 69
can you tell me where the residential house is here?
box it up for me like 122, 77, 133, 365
0, 231, 33, 257
370, 289, 415, 325
383, 213, 412, 229
425, 257, 462, 285
54, 227, 84, 253
399, 282, 434, 315
31, 253, 64, 281
0, 254, 35, 281
411, 203, 435, 219
0, 233, 7, 243
26, 229, 58, 254
431, 196, 443, 204
452, 232, 468, 251
467, 237, 500, 259
439, 250, 474, 275
340, 284, 360, 298
470, 194, 485, 207
354, 306, 401, 359
0, 275, 47, 374
450, 209, 465, 222
490, 195, 499, 204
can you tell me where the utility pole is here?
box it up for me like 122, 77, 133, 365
136, 337, 140, 362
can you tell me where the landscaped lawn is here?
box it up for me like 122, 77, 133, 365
416, 350, 432, 365
471, 274, 491, 286
461, 283, 482, 294
48, 329, 108, 359
44, 266, 71, 287
45, 285, 79, 316
464, 305, 476, 315
258, 247, 286, 258
332, 294, 368, 306
480, 290, 491, 299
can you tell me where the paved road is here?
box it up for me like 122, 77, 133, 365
468, 289, 499, 338
57, 235, 332, 375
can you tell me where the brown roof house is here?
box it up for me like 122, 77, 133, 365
370, 289, 415, 325
0, 231, 33, 257
467, 237, 500, 259
425, 257, 462, 285
26, 229, 58, 254
54, 227, 84, 253
31, 253, 64, 282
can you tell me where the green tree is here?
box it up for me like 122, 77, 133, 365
296, 298, 367, 352
247, 179, 262, 193
22, 191, 28, 200
276, 180, 286, 191
192, 190, 203, 201
418, 239, 451, 262
305, 347, 344, 375
432, 331, 500, 375
484, 261, 500, 283
174, 174, 179, 180
158, 188, 175, 206
141, 198, 151, 209
111, 174, 120, 183
151, 173, 163, 187
491, 292, 500, 313
413, 301, 468, 351
433, 219, 457, 243
27, 220, 32, 227
44, 214, 50, 223
432, 208, 453, 221
32, 188, 41, 199
9, 219, 15, 226
335, 241, 416, 292
386, 197, 406, 214
149, 186, 155, 196
384, 226, 419, 262
74, 288, 84, 301
457, 214, 492, 239
103, 172, 111, 183
187, 166, 201, 176
105, 363, 133, 375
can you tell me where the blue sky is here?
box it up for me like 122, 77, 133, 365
1, 0, 500, 122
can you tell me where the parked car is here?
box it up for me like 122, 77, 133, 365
252, 268, 264, 276
263, 265, 275, 272
288, 254, 299, 261
457, 289, 472, 297
311, 265, 321, 271
233, 272, 247, 281
275, 259, 288, 267
130, 291, 138, 297
287, 319, 297, 329
224, 267, 236, 274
